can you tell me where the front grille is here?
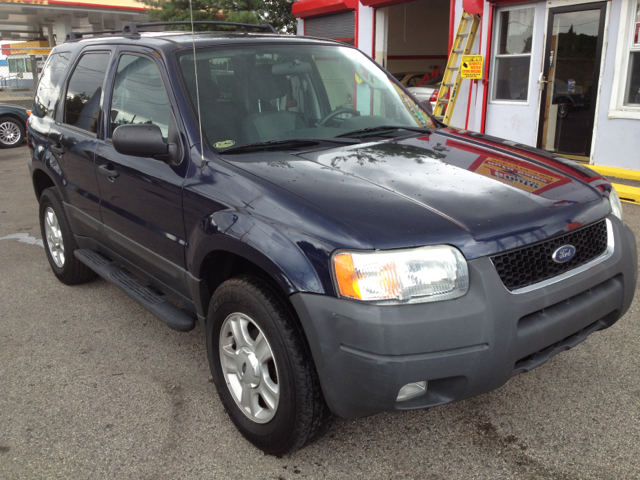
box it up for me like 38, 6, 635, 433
490, 220, 608, 291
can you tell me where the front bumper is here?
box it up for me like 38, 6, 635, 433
290, 216, 637, 419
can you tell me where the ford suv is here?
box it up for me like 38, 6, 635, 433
27, 23, 637, 455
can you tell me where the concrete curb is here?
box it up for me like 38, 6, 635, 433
612, 184, 640, 205
588, 166, 640, 205
590, 165, 640, 181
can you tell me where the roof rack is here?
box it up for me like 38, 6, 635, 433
65, 21, 277, 41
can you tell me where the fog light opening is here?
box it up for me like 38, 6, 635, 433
396, 381, 427, 402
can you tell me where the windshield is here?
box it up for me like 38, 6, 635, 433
178, 44, 435, 151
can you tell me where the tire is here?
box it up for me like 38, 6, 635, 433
207, 275, 333, 456
0, 116, 25, 148
39, 187, 96, 285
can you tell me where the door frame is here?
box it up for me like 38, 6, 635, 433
535, 0, 608, 160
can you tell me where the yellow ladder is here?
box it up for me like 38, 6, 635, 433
433, 12, 481, 124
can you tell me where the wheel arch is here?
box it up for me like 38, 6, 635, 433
32, 167, 56, 200
193, 243, 307, 321
0, 113, 27, 129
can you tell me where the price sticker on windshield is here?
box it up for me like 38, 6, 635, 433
460, 55, 484, 79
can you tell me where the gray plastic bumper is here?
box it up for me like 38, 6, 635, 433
290, 217, 637, 419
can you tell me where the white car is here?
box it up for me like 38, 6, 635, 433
407, 74, 443, 111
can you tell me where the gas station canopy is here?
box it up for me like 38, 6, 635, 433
0, 0, 148, 44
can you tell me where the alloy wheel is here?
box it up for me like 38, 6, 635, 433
0, 121, 21, 146
219, 312, 280, 423
44, 207, 65, 268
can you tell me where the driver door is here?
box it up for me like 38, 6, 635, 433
95, 47, 189, 296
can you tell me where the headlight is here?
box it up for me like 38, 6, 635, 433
332, 245, 469, 304
609, 187, 623, 222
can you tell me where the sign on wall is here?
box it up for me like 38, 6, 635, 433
460, 55, 483, 79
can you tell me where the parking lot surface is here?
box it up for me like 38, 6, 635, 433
1, 146, 639, 479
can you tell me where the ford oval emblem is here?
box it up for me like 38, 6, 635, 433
552, 245, 576, 263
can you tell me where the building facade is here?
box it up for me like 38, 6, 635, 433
293, 0, 640, 169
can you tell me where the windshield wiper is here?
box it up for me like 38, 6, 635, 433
219, 137, 360, 154
337, 125, 431, 138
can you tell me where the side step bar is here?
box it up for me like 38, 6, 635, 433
75, 249, 196, 332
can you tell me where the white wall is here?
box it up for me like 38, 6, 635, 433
591, 0, 640, 169
358, 5, 375, 57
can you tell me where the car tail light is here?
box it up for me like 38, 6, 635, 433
429, 90, 439, 102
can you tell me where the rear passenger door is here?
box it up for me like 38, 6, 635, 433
95, 47, 189, 296
48, 48, 114, 236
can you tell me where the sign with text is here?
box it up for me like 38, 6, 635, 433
460, 55, 483, 79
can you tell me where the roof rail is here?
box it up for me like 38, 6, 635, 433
65, 21, 277, 42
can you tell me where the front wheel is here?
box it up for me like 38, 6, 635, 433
207, 276, 332, 455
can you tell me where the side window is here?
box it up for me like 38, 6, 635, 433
33, 52, 71, 118
109, 54, 171, 139
64, 52, 111, 133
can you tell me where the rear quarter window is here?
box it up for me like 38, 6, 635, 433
33, 52, 71, 118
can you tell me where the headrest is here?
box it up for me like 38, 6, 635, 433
181, 57, 221, 102
249, 64, 288, 101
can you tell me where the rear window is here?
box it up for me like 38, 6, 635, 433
64, 52, 111, 133
33, 52, 71, 118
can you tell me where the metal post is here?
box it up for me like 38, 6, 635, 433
30, 55, 38, 88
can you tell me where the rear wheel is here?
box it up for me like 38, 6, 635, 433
0, 117, 25, 148
207, 276, 332, 455
39, 187, 96, 285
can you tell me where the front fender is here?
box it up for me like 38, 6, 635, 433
187, 208, 333, 297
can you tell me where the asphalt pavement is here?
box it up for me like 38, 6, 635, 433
1, 146, 639, 479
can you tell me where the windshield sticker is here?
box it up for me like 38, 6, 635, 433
215, 140, 235, 148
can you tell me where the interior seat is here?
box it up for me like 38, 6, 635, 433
241, 64, 304, 144
183, 59, 245, 146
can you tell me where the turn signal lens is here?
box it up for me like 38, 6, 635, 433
333, 245, 469, 304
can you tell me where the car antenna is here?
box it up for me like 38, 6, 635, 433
189, 0, 207, 169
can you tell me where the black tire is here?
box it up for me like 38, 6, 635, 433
207, 275, 333, 456
39, 187, 96, 285
0, 116, 25, 148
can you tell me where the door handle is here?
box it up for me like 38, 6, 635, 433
538, 73, 549, 90
49, 142, 64, 156
98, 164, 119, 179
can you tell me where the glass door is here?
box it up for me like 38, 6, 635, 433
536, 3, 606, 160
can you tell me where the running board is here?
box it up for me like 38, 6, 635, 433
74, 249, 196, 332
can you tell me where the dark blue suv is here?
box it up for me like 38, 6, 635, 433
27, 23, 637, 455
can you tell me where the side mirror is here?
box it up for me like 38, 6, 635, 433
113, 124, 178, 163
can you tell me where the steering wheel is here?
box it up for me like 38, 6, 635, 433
317, 107, 361, 126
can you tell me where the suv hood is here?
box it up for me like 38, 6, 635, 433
221, 128, 611, 259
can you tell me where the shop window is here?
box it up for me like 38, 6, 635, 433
624, 1, 640, 105
8, 58, 25, 73
492, 6, 535, 102
609, 0, 640, 116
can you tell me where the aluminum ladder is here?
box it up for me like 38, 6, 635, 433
432, 12, 481, 124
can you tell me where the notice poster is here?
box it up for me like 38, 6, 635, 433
460, 55, 483, 79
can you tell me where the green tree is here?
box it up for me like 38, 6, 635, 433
140, 0, 297, 34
